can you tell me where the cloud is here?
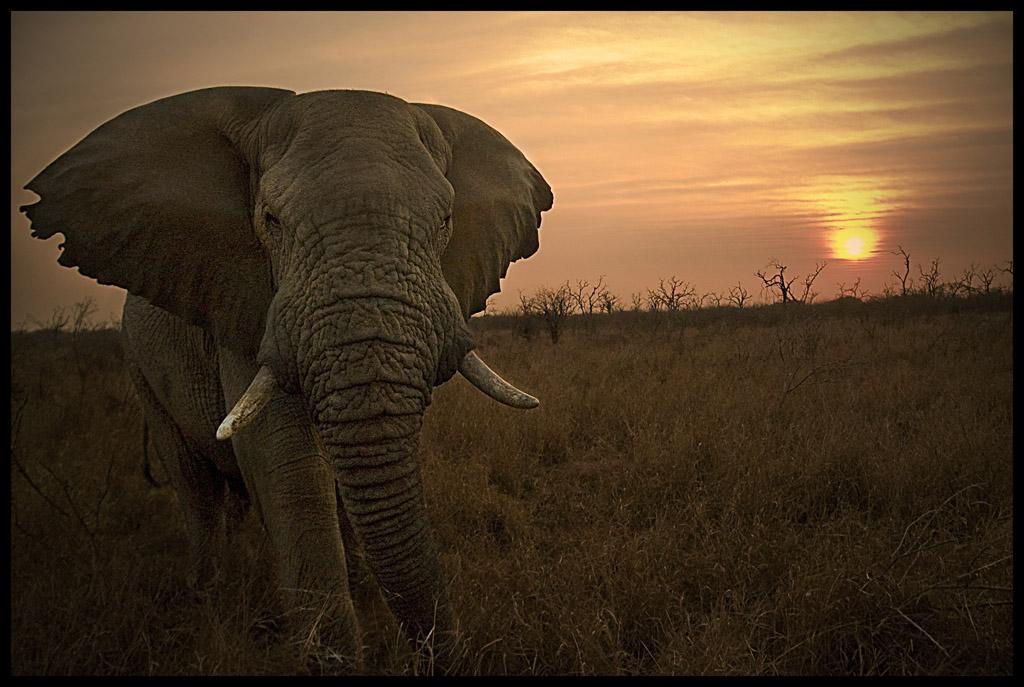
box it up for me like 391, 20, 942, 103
10, 11, 1014, 325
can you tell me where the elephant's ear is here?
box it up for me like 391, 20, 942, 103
21, 86, 295, 356
414, 104, 553, 320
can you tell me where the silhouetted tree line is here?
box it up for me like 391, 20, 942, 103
12, 252, 1013, 347
495, 251, 1013, 343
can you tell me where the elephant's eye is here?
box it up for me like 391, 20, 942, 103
263, 211, 283, 239
438, 214, 454, 250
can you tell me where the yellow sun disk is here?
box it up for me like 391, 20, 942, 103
830, 228, 878, 260
844, 236, 865, 257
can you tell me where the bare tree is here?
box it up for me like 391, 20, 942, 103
522, 283, 574, 343
891, 245, 911, 296
798, 261, 827, 304
596, 291, 620, 314
704, 291, 725, 307
567, 275, 614, 315
566, 279, 588, 314
647, 276, 697, 311
948, 263, 978, 298
917, 257, 943, 297
728, 282, 750, 308
837, 277, 863, 300
513, 290, 539, 340
998, 259, 1013, 291
977, 267, 998, 295
756, 259, 797, 304
757, 259, 826, 305
517, 290, 532, 316
630, 292, 645, 312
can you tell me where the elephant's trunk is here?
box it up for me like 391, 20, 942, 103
301, 323, 456, 647
268, 280, 469, 653
324, 416, 452, 640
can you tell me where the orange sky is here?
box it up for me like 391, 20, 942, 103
10, 11, 1014, 327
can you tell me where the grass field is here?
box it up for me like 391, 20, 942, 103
10, 293, 1013, 675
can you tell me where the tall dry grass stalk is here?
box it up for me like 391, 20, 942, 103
11, 296, 1013, 674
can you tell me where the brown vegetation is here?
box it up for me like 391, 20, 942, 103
11, 291, 1014, 675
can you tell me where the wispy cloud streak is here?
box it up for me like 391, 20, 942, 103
10, 11, 1013, 323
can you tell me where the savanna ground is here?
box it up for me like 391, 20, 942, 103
11, 293, 1013, 675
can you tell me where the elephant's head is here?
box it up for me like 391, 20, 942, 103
21, 87, 551, 651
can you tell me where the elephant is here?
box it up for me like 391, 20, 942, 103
21, 86, 552, 671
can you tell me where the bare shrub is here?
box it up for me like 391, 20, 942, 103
757, 259, 826, 305
646, 276, 698, 311
729, 282, 751, 308
520, 283, 574, 343
568, 276, 615, 315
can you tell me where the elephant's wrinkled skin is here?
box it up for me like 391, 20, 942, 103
21, 87, 552, 670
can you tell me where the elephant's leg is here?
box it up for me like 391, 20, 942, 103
232, 401, 362, 667
220, 355, 361, 668
128, 362, 228, 587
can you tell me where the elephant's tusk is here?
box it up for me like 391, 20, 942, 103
217, 353, 536, 440
216, 366, 278, 440
458, 351, 539, 409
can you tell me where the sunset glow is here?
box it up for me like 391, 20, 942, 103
10, 11, 1014, 325
811, 178, 892, 261
831, 228, 880, 261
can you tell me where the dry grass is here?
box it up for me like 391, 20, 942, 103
11, 294, 1013, 674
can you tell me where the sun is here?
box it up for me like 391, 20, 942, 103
808, 177, 892, 261
830, 228, 878, 261
842, 234, 866, 258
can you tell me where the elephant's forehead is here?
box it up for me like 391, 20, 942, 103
255, 90, 454, 223
275, 90, 415, 136
269, 139, 448, 195
254, 92, 407, 166
260, 151, 452, 231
